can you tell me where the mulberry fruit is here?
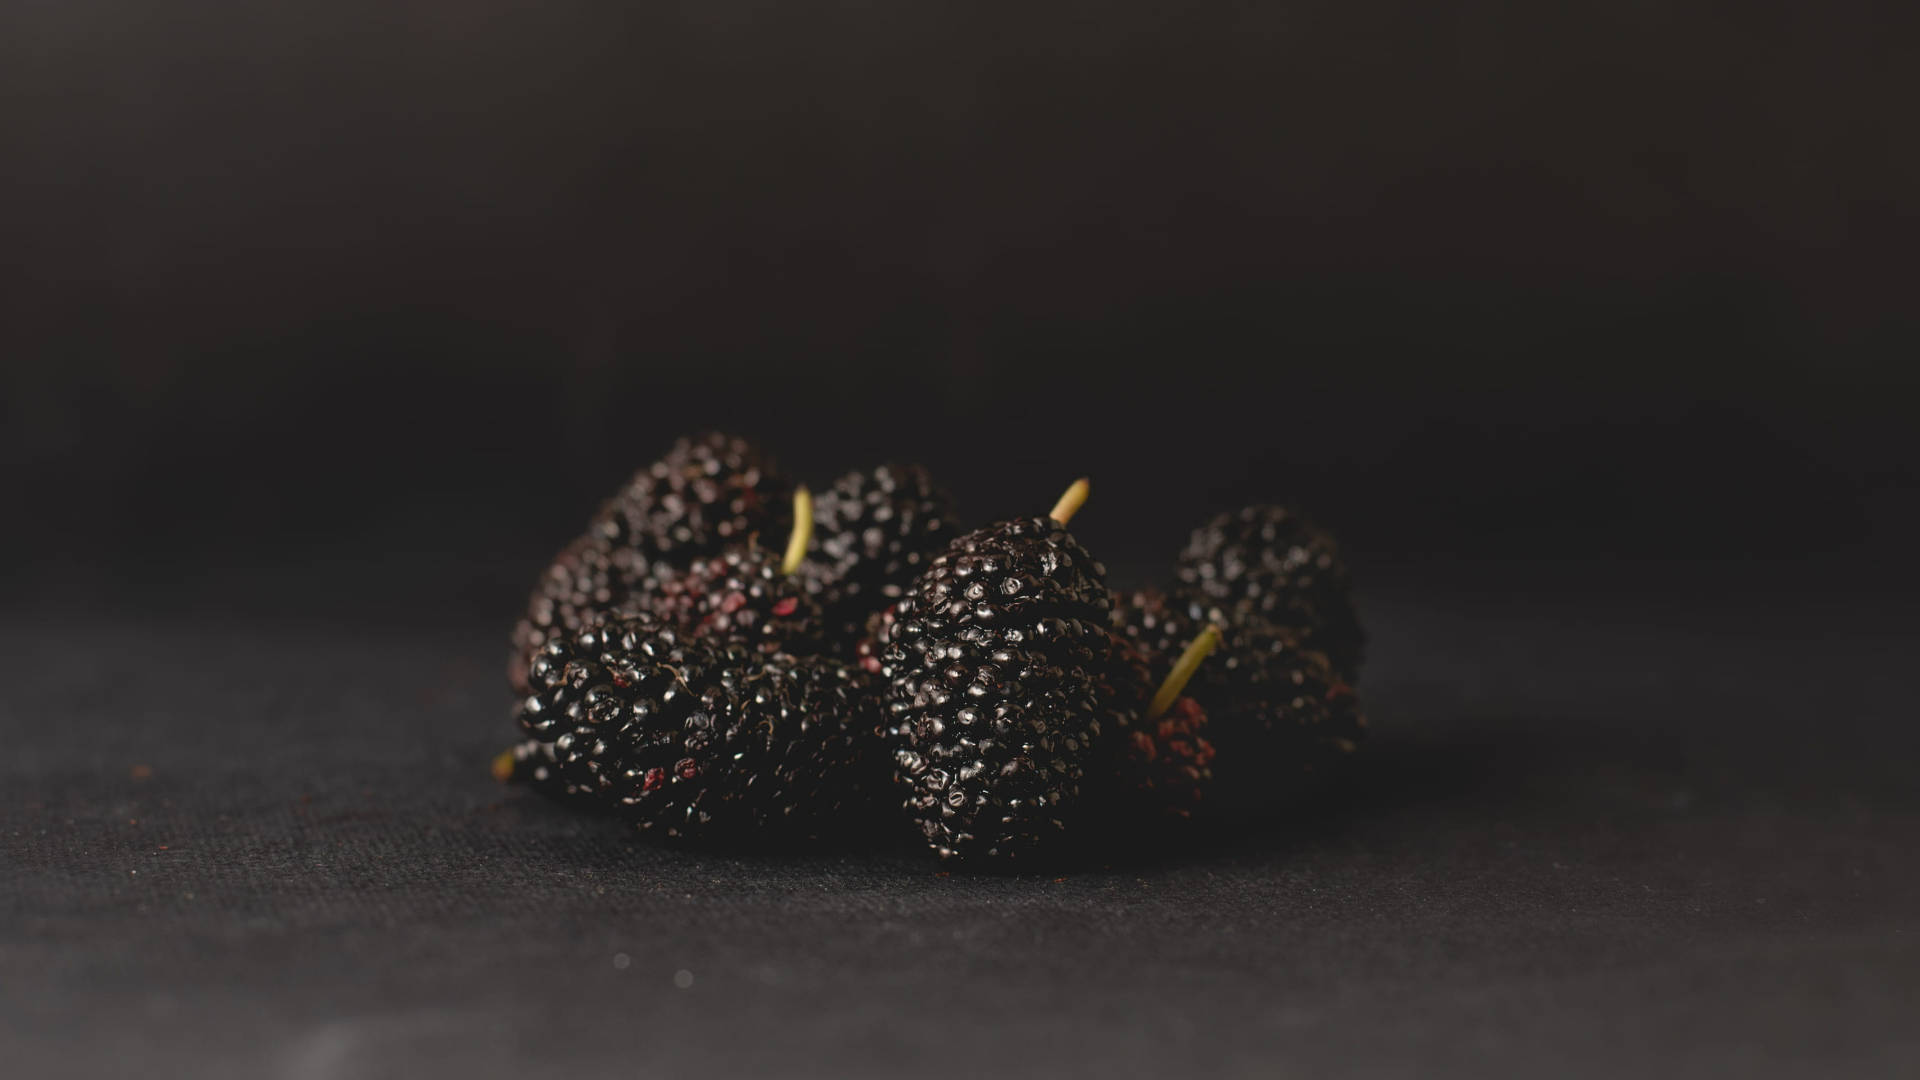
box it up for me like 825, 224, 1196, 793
589, 431, 791, 559
882, 481, 1115, 864
1174, 504, 1365, 681
1114, 694, 1217, 821
492, 738, 606, 810
509, 534, 654, 692
648, 543, 826, 656
1203, 625, 1364, 813
1097, 627, 1216, 820
1109, 588, 1363, 818
516, 614, 881, 842
509, 432, 792, 690
803, 464, 960, 647
1108, 588, 1211, 672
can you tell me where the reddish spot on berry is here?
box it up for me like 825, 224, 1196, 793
721, 592, 747, 614
1131, 731, 1157, 761
675, 757, 699, 780
642, 767, 667, 792
771, 596, 798, 617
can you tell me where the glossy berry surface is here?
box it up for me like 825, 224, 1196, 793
509, 432, 791, 691
516, 615, 881, 842
648, 546, 826, 656
882, 517, 1113, 863
1174, 504, 1365, 681
589, 431, 791, 559
803, 464, 960, 648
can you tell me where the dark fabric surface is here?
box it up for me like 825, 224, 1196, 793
5, 573, 1917, 1080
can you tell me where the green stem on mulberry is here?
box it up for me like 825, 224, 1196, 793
780, 485, 814, 576
1049, 477, 1091, 525
1146, 624, 1222, 721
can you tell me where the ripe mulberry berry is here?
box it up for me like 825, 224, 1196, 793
508, 432, 791, 691
589, 431, 791, 559
1206, 626, 1363, 815
882, 480, 1115, 864
648, 544, 826, 656
1096, 628, 1215, 821
1174, 504, 1365, 681
803, 464, 960, 648
492, 738, 607, 810
516, 614, 881, 842
1109, 588, 1364, 818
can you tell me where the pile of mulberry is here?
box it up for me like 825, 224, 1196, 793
496, 435, 1375, 870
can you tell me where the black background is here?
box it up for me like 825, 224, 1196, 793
5, 4, 1918, 1077
7, 0, 1918, 603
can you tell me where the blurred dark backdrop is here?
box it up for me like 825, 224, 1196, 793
4, 2, 1916, 620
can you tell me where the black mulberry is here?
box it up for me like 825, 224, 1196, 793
1097, 629, 1214, 821
648, 544, 827, 656
803, 464, 960, 648
1174, 504, 1365, 681
516, 614, 881, 842
589, 431, 791, 559
882, 484, 1115, 864
1109, 588, 1364, 818
509, 432, 791, 690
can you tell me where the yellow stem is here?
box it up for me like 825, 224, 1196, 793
780, 486, 814, 575
1048, 477, 1091, 525
1146, 624, 1222, 721
490, 749, 517, 783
